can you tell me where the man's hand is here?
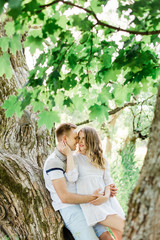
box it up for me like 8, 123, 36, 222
52, 178, 100, 204
92, 188, 104, 197
90, 195, 108, 205
57, 141, 72, 156
110, 184, 117, 197
90, 188, 108, 205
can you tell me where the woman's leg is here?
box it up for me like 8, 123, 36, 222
99, 215, 125, 240
94, 224, 114, 240
99, 231, 114, 240
109, 228, 122, 240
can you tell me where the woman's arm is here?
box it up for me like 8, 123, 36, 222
104, 185, 110, 199
57, 141, 78, 182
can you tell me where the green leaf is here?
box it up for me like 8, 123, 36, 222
72, 15, 92, 31
0, 53, 12, 79
54, 91, 65, 108
9, 0, 22, 9
28, 29, 43, 38
97, 86, 112, 104
0, 0, 7, 14
101, 53, 112, 68
0, 37, 10, 52
57, 15, 68, 29
90, 0, 102, 13
142, 36, 151, 44
48, 95, 56, 110
38, 111, 60, 129
2, 95, 17, 117
63, 75, 77, 90
80, 33, 89, 44
9, 34, 21, 55
21, 92, 32, 110
15, 101, 24, 117
113, 84, 129, 106
32, 100, 44, 112
72, 95, 84, 111
24, 36, 44, 54
63, 97, 73, 107
4, 21, 15, 37
2, 95, 23, 118
89, 104, 109, 123
68, 54, 78, 68
42, 18, 59, 36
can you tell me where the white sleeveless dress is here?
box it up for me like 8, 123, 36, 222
66, 153, 125, 226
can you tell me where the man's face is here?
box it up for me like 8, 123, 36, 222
65, 128, 78, 151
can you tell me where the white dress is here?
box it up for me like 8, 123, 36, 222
65, 153, 125, 226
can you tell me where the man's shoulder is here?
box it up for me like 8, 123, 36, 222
44, 152, 65, 171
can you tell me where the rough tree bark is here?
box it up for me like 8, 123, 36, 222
0, 21, 65, 240
123, 83, 160, 240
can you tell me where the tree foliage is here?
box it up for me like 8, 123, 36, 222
1, 0, 160, 129
111, 143, 140, 214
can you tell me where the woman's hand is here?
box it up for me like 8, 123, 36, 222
110, 184, 117, 197
58, 141, 75, 175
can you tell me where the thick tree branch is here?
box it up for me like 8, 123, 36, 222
108, 102, 136, 115
76, 102, 137, 126
38, 0, 160, 35
76, 120, 91, 126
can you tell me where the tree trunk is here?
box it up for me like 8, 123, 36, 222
123, 83, 160, 240
0, 150, 63, 240
0, 21, 64, 240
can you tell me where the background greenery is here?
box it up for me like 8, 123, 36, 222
1, 0, 160, 128
0, 0, 160, 219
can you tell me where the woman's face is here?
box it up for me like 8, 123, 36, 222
78, 131, 87, 155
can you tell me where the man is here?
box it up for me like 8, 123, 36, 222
43, 123, 116, 240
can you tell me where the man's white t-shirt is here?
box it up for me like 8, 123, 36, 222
43, 148, 76, 211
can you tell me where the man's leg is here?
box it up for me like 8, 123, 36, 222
60, 205, 98, 240
94, 224, 114, 240
63, 226, 74, 240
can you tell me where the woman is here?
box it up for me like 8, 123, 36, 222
63, 126, 125, 240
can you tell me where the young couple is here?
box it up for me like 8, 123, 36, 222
43, 123, 125, 240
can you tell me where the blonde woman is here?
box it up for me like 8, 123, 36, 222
61, 127, 125, 240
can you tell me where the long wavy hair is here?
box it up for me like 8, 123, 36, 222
79, 127, 106, 169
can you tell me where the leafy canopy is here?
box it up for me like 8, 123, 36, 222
1, 0, 160, 129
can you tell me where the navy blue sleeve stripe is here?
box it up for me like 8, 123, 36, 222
46, 168, 64, 174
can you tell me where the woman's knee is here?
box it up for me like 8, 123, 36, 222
99, 215, 125, 233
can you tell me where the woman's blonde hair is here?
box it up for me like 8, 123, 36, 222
79, 127, 106, 169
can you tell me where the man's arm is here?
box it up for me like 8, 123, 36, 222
90, 185, 117, 205
52, 177, 98, 204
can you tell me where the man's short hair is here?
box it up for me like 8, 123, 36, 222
56, 123, 77, 141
